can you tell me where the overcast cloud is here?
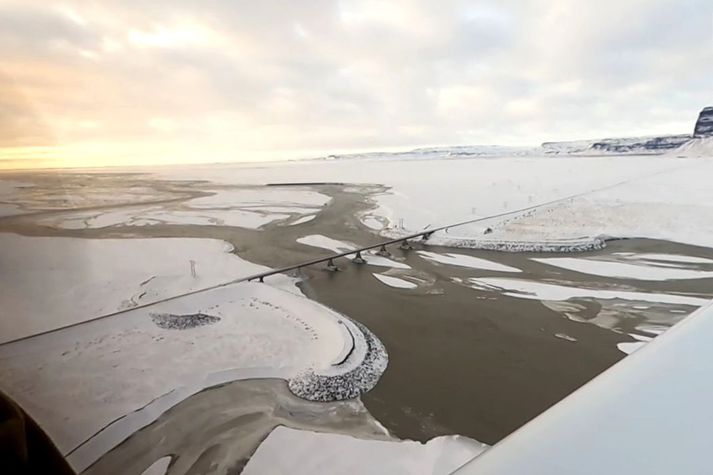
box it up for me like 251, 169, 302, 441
0, 0, 711, 167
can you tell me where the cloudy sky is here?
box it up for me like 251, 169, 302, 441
1, 0, 711, 168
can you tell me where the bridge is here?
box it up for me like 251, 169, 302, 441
245, 217, 481, 282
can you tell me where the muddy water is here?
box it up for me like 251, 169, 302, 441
84, 379, 388, 475
3, 174, 713, 464
300, 238, 713, 444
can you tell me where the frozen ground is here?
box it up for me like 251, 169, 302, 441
243, 426, 487, 475
0, 279, 384, 471
481, 157, 713, 250
0, 233, 269, 343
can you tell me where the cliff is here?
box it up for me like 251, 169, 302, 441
693, 106, 713, 137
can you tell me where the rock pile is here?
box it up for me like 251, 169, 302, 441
288, 320, 388, 402
150, 312, 221, 330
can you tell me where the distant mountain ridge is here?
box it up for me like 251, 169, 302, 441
540, 134, 691, 155
542, 106, 713, 155
321, 107, 712, 161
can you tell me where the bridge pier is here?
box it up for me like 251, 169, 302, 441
326, 258, 339, 272
376, 245, 390, 257
352, 251, 366, 264
399, 240, 413, 250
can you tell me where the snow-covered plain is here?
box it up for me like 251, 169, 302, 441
145, 149, 713, 250
244, 426, 487, 475
483, 156, 713, 249
0, 233, 269, 343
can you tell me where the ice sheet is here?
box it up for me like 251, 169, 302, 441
456, 277, 708, 306
372, 273, 417, 289
297, 234, 356, 253
418, 251, 521, 273
532, 257, 713, 281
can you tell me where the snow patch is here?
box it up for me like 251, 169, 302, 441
372, 274, 418, 289
627, 253, 713, 265
189, 188, 330, 209
243, 426, 488, 475
418, 250, 521, 272
362, 215, 385, 230
455, 277, 708, 306
533, 257, 713, 281
141, 456, 171, 475
297, 234, 356, 253
0, 233, 268, 343
289, 215, 316, 226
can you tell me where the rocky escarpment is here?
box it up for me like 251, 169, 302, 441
693, 107, 713, 138
589, 135, 690, 153
542, 135, 690, 155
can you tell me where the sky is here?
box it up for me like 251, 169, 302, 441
1, 0, 711, 169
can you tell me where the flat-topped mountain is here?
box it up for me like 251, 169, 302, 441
694, 107, 713, 137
